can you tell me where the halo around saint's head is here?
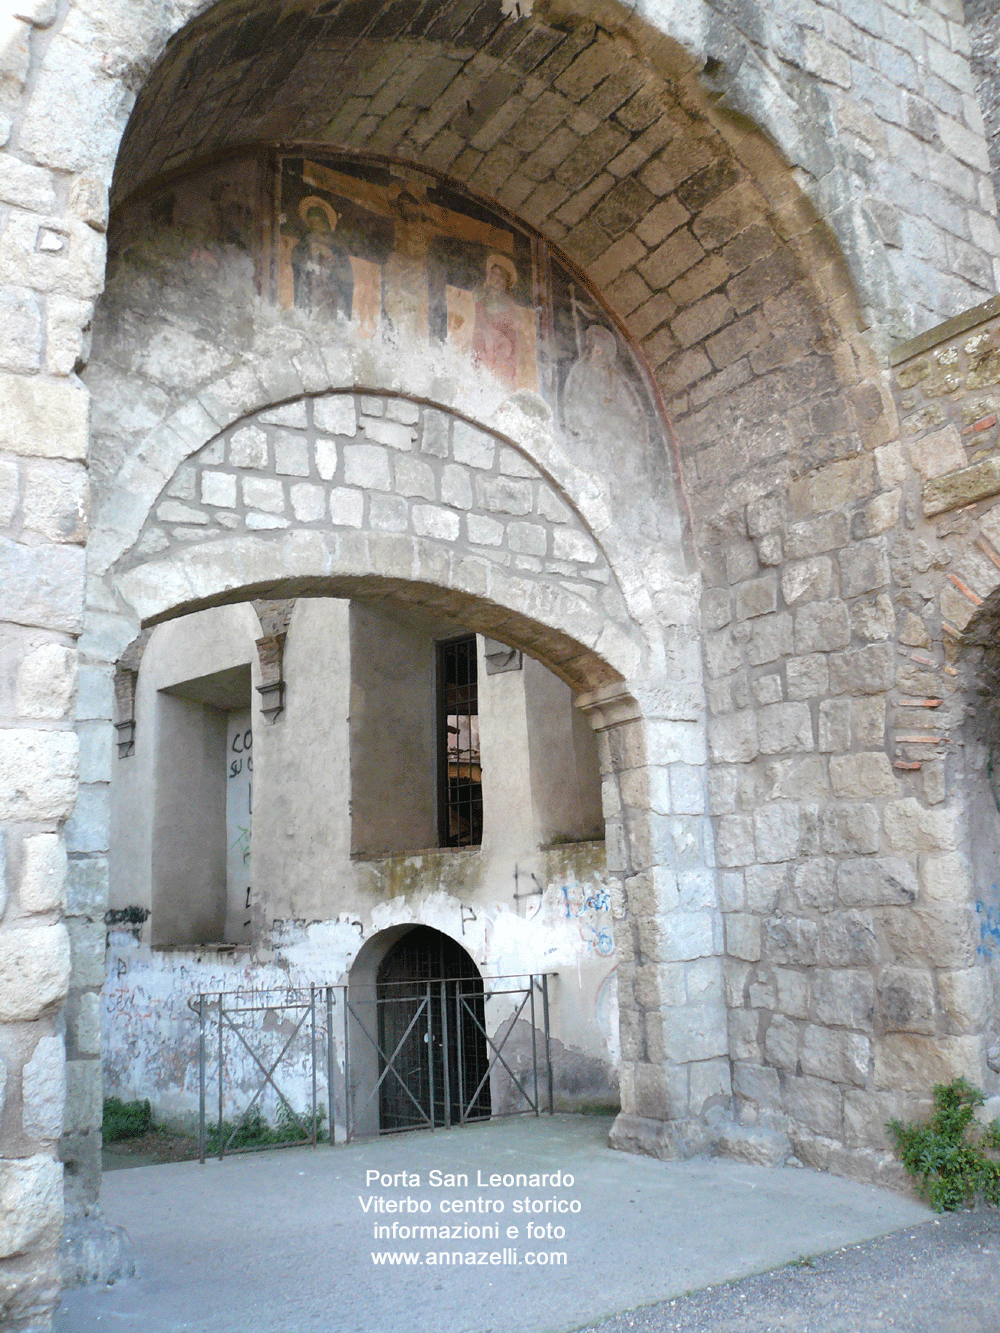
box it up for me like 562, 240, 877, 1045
299, 195, 340, 230
485, 252, 518, 290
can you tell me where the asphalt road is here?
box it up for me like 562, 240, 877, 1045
581, 1208, 1000, 1333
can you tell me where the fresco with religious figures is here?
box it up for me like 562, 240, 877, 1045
105, 149, 675, 523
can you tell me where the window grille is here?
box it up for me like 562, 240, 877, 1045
438, 636, 482, 846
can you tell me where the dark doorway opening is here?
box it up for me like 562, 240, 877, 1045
376, 926, 491, 1132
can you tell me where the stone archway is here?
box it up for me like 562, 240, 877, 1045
82, 373, 722, 1161
6, 0, 998, 1319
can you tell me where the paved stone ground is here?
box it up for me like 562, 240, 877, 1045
55, 1115, 931, 1333
581, 1209, 1000, 1333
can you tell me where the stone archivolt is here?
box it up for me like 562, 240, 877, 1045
2, 0, 1000, 1325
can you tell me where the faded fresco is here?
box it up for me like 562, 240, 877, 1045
108, 151, 668, 460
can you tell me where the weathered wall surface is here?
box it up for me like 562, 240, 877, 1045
966, 0, 1000, 207
692, 293, 1000, 1184
102, 546, 621, 1129
114, 0, 998, 340
108, 601, 262, 938
0, 0, 998, 1324
84, 156, 725, 1180
104, 839, 621, 1126
885, 295, 1000, 1099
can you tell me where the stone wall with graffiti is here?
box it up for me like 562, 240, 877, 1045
103, 840, 619, 1128
103, 596, 621, 1126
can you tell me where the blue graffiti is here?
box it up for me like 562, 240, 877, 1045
561, 883, 610, 918
975, 894, 1000, 958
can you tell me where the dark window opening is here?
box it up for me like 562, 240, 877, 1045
376, 926, 491, 1132
438, 636, 482, 847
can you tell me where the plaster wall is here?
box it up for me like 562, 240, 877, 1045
104, 596, 620, 1128
103, 848, 621, 1128
108, 603, 261, 925
522, 652, 604, 846
151, 694, 228, 947
350, 603, 438, 856
250, 599, 353, 923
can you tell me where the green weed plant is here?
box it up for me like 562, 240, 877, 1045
206, 1102, 328, 1153
887, 1076, 1000, 1212
102, 1097, 153, 1141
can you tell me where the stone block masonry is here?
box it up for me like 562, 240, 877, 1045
0, 0, 998, 1322
688, 293, 1000, 1181
127, 394, 614, 617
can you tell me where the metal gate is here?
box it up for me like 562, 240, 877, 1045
192, 974, 554, 1158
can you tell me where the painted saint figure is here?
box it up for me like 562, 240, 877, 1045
472, 254, 521, 389
291, 195, 353, 320
562, 324, 648, 452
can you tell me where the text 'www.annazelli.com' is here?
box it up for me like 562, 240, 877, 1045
371, 1250, 567, 1266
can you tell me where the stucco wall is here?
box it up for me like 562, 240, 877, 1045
104, 595, 620, 1123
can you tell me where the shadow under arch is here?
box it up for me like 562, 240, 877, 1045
114, 560, 630, 692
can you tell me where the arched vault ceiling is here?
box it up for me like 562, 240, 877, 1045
109, 0, 887, 514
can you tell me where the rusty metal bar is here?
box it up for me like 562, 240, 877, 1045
541, 973, 553, 1114
220, 1004, 313, 1149
456, 981, 467, 1126
326, 987, 335, 1146
346, 995, 433, 1130
426, 982, 434, 1132
460, 987, 535, 1117
218, 992, 224, 1160
191, 974, 556, 1152
198, 995, 206, 1164
343, 985, 352, 1142
311, 985, 318, 1147
529, 974, 539, 1119
440, 979, 451, 1130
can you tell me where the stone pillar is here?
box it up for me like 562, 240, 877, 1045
577, 682, 729, 1159
61, 606, 137, 1290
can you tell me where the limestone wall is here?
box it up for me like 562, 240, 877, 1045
684, 293, 1000, 1184
888, 294, 1000, 1086
0, 0, 997, 1325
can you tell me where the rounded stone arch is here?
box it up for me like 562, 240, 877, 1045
111, 539, 636, 686
87, 377, 659, 687
99, 0, 901, 340
89, 374, 669, 675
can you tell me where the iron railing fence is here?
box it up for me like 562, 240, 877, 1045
189, 973, 554, 1161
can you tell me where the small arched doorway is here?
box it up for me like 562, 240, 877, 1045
376, 927, 490, 1132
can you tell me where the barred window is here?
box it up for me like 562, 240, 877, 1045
438, 636, 482, 847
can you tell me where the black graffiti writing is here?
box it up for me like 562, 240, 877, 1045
461, 905, 477, 935
231, 728, 253, 754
